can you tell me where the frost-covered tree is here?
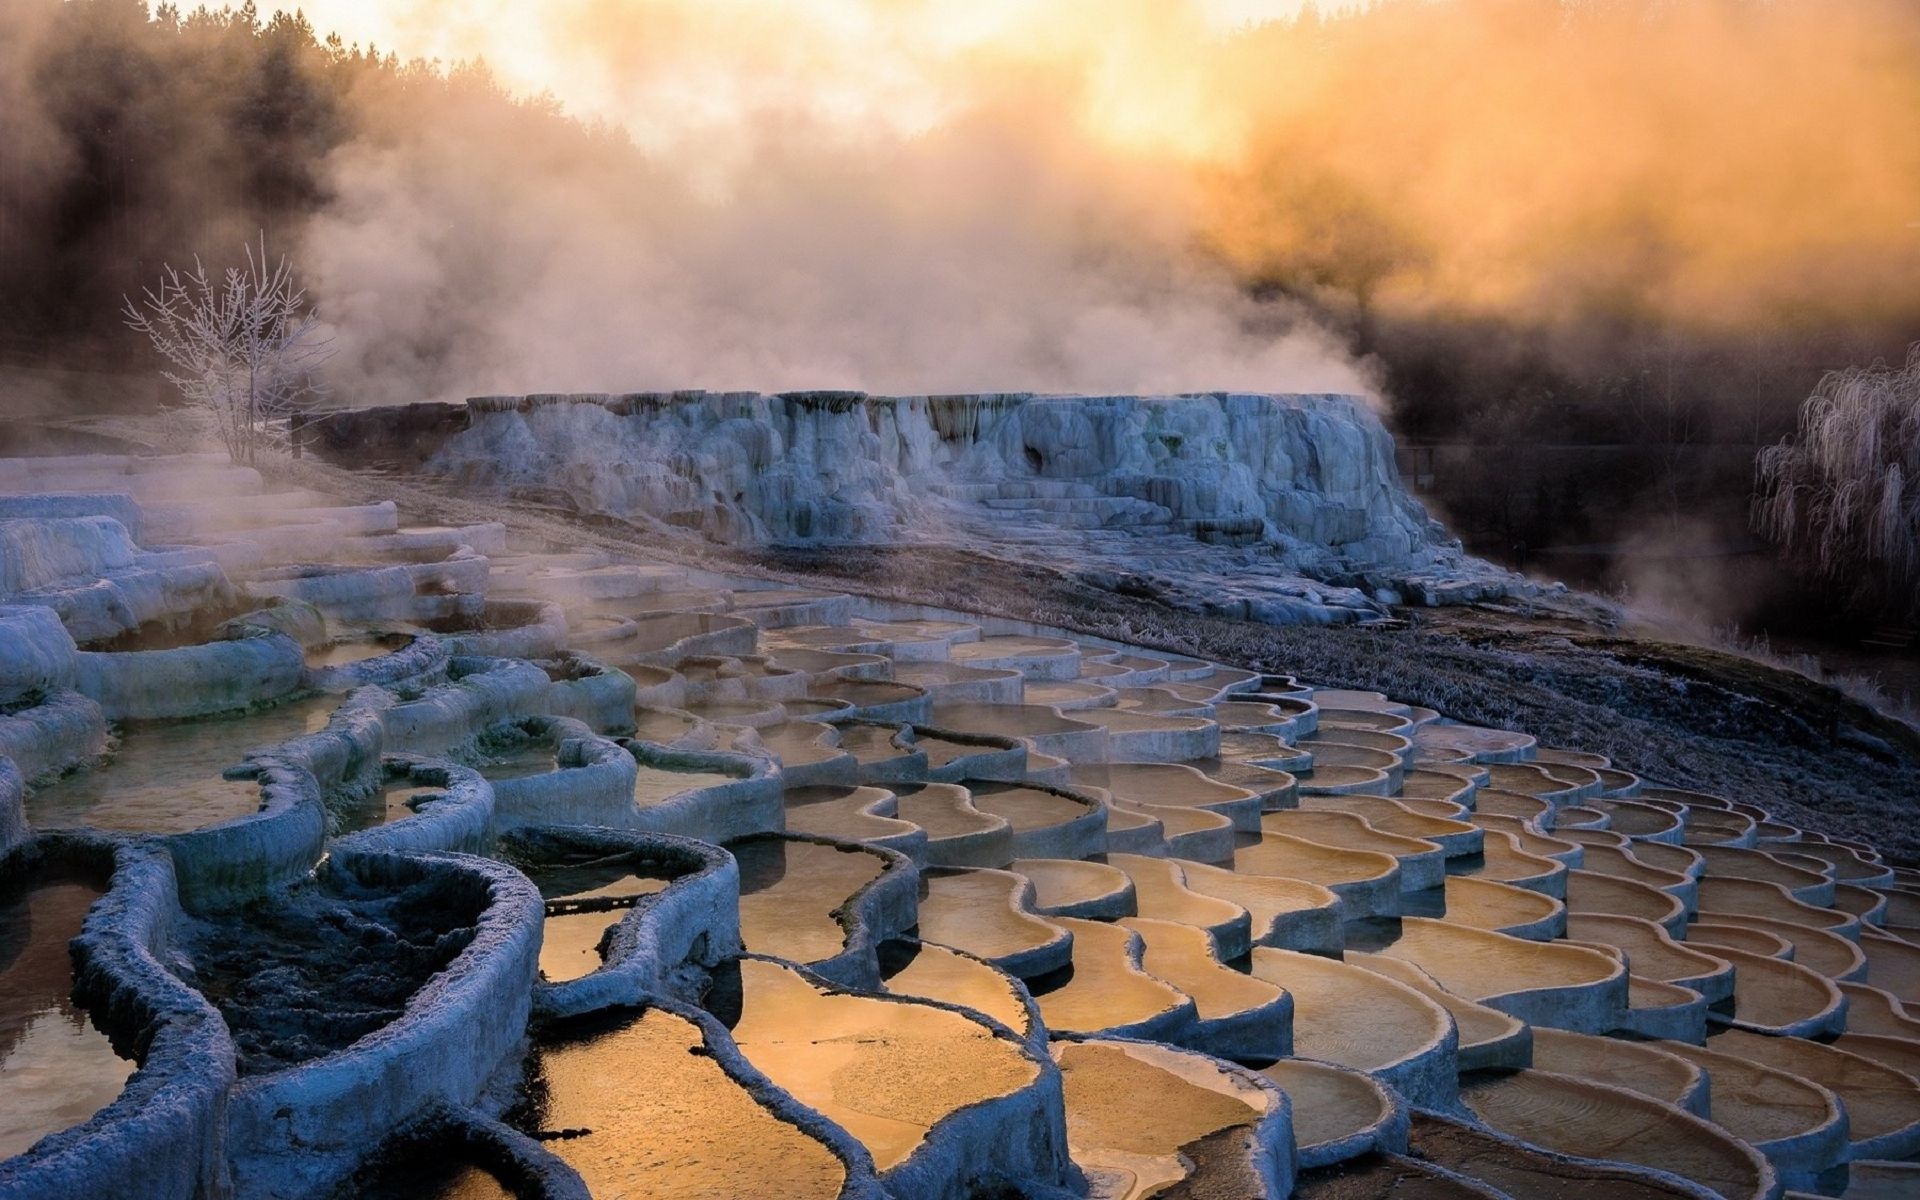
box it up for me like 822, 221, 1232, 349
123, 236, 332, 464
1755, 344, 1920, 615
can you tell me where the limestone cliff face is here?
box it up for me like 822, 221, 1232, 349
437, 393, 1433, 554
424, 390, 1521, 623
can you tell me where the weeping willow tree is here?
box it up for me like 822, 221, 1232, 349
1755, 344, 1920, 617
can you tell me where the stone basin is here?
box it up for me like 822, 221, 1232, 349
878, 938, 1033, 1038
1575, 842, 1695, 900
1318, 708, 1413, 734
1056, 1038, 1285, 1200
1707, 1027, 1920, 1160
1474, 811, 1583, 864
1484, 763, 1593, 804
1262, 810, 1447, 893
1373, 917, 1627, 1031
1695, 877, 1856, 934
1106, 854, 1252, 958
1230, 830, 1402, 920
963, 782, 1103, 860
1473, 789, 1554, 825
1024, 680, 1117, 710
1175, 857, 1344, 953
1440, 875, 1565, 940
516, 1004, 852, 1199
303, 632, 414, 670
1695, 912, 1865, 982
833, 723, 925, 776
25, 693, 338, 834
1470, 828, 1569, 895
520, 855, 681, 985
1680, 939, 1847, 1037
1458, 1068, 1775, 1200
1418, 1110, 1737, 1199
1298, 795, 1482, 857
729, 837, 889, 967
1266, 1061, 1407, 1175
1655, 1038, 1848, 1187
1348, 951, 1531, 1072
711, 956, 1042, 1173
917, 868, 1071, 979
1565, 869, 1687, 934
1121, 916, 1291, 1059
1070, 762, 1261, 831
782, 785, 923, 857
893, 784, 1013, 867
181, 862, 492, 1078
1250, 946, 1455, 1107
930, 702, 1102, 759
1028, 918, 1193, 1041
753, 720, 848, 775
1528, 1028, 1707, 1114
1694, 844, 1833, 903
1563, 828, 1702, 878
1397, 769, 1479, 806
1011, 857, 1135, 919
950, 636, 1083, 680
888, 660, 1023, 705
1563, 913, 1733, 1002
334, 762, 448, 836
350, 1153, 518, 1200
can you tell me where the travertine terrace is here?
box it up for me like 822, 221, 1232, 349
0, 438, 1916, 1200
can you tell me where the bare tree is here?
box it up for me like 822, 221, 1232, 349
1755, 343, 1920, 616
123, 235, 333, 464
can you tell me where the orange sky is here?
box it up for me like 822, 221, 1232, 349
271, 0, 1920, 338
265, 0, 1326, 167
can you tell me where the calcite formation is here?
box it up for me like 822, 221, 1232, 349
0, 449, 1915, 1200
331, 391, 1533, 624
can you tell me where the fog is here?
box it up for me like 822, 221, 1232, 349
272, 0, 1920, 406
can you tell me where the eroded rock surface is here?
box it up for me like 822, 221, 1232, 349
365, 391, 1534, 624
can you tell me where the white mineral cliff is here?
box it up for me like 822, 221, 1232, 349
426, 391, 1532, 623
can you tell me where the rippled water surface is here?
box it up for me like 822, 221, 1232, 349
0, 880, 135, 1159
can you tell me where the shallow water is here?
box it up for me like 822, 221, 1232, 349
717, 958, 1037, 1171
539, 911, 628, 983
633, 764, 739, 806
914, 733, 1001, 769
894, 785, 999, 839
536, 874, 672, 983
356, 1159, 517, 1200
629, 708, 702, 744
303, 639, 399, 670
967, 783, 1088, 833
521, 1006, 847, 1199
1056, 1040, 1264, 1200
26, 695, 338, 833
879, 940, 1031, 1035
626, 612, 748, 654
731, 839, 883, 964
336, 782, 442, 836
0, 880, 136, 1160
476, 746, 559, 782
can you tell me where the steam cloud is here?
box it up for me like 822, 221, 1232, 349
7, 0, 1919, 413
284, 0, 1920, 407
296, 0, 1374, 402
